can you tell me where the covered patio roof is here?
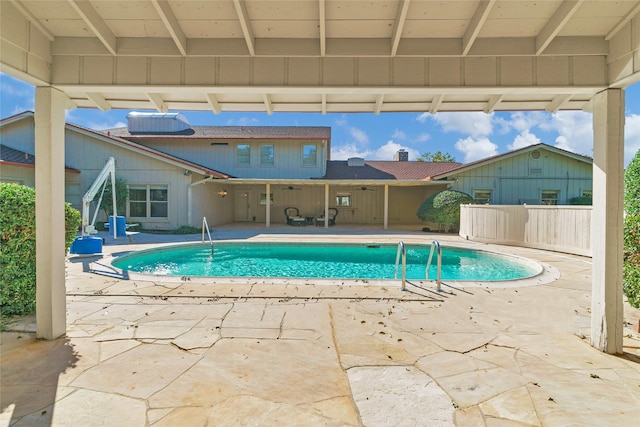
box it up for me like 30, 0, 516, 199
1, 1, 639, 352
1, 0, 639, 114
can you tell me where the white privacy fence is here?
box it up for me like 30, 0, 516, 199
459, 204, 592, 257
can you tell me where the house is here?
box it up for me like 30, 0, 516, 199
1, 111, 592, 231
431, 144, 593, 205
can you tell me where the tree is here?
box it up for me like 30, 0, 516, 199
98, 177, 129, 217
417, 151, 457, 162
625, 149, 640, 216
416, 190, 473, 232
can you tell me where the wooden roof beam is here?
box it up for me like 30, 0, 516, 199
150, 0, 187, 56
205, 93, 222, 114
606, 1, 640, 40
536, 0, 584, 56
147, 93, 167, 113
68, 0, 116, 55
10, 0, 54, 41
319, 0, 326, 56
233, 0, 255, 56
86, 93, 111, 112
462, 0, 495, 56
391, 0, 411, 57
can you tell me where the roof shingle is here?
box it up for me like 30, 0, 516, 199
323, 161, 462, 180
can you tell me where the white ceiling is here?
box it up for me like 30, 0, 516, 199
2, 0, 640, 114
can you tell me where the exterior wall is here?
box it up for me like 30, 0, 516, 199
1, 117, 196, 230
448, 149, 592, 205
132, 137, 328, 179
459, 204, 592, 256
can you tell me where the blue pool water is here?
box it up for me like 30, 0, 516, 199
112, 242, 540, 281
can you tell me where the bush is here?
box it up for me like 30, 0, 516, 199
417, 190, 473, 232
569, 196, 592, 205
0, 183, 81, 317
624, 214, 640, 309
625, 149, 640, 216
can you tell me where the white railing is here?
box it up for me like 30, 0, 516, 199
394, 241, 407, 291
425, 240, 442, 291
459, 204, 592, 256
202, 217, 214, 255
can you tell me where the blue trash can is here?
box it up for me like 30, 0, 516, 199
109, 215, 127, 237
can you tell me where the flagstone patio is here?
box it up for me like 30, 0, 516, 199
2, 226, 639, 426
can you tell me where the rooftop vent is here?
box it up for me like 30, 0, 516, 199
347, 157, 365, 167
126, 112, 191, 133
394, 149, 409, 162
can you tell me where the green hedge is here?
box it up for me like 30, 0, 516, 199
0, 183, 81, 317
624, 214, 640, 309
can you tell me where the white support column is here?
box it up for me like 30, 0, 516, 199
384, 184, 389, 229
590, 88, 625, 354
34, 87, 68, 340
324, 183, 329, 228
265, 183, 271, 227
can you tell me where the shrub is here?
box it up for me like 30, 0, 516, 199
625, 149, 640, 216
569, 196, 592, 205
0, 183, 81, 317
624, 214, 640, 309
417, 190, 473, 232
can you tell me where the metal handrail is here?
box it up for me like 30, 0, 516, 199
425, 240, 442, 291
394, 241, 407, 291
202, 217, 214, 256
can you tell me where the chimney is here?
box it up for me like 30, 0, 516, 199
394, 149, 408, 162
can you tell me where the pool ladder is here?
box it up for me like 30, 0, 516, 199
202, 217, 214, 256
394, 240, 442, 291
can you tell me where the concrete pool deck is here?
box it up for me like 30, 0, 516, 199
2, 225, 640, 426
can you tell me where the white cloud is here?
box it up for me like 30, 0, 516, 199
416, 112, 430, 123
548, 111, 593, 157
392, 129, 406, 140
431, 112, 493, 137
508, 129, 542, 151
506, 111, 549, 133
415, 133, 430, 142
331, 143, 372, 160
89, 121, 127, 130
454, 137, 499, 163
349, 127, 369, 144
625, 114, 640, 167
226, 117, 259, 126
371, 140, 420, 161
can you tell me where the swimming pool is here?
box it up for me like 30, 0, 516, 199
111, 242, 541, 281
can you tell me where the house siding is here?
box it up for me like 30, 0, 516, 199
447, 148, 592, 205
128, 137, 328, 179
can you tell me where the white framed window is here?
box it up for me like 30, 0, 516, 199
541, 190, 559, 205
236, 144, 251, 166
260, 144, 274, 166
474, 189, 492, 204
129, 185, 169, 218
259, 192, 274, 206
302, 144, 317, 166
336, 192, 351, 207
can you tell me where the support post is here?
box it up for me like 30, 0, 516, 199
265, 183, 271, 227
34, 87, 68, 340
590, 88, 625, 354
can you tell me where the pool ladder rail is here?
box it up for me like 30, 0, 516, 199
202, 217, 214, 256
394, 240, 442, 292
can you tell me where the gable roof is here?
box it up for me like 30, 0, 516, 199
430, 143, 593, 180
323, 160, 462, 180
106, 125, 331, 140
1, 111, 231, 179
1, 144, 80, 173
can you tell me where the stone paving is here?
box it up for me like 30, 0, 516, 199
2, 225, 640, 426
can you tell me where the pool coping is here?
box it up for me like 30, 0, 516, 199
90, 238, 561, 289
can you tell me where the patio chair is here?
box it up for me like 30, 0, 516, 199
284, 207, 307, 226
315, 208, 338, 226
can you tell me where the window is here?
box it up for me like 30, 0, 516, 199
336, 192, 351, 207
260, 192, 274, 206
236, 144, 251, 165
260, 145, 274, 166
302, 144, 317, 166
474, 189, 492, 204
541, 190, 559, 205
129, 185, 169, 218
582, 190, 592, 198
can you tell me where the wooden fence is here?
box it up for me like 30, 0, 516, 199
459, 204, 592, 256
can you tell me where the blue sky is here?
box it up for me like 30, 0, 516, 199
2, 72, 639, 166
